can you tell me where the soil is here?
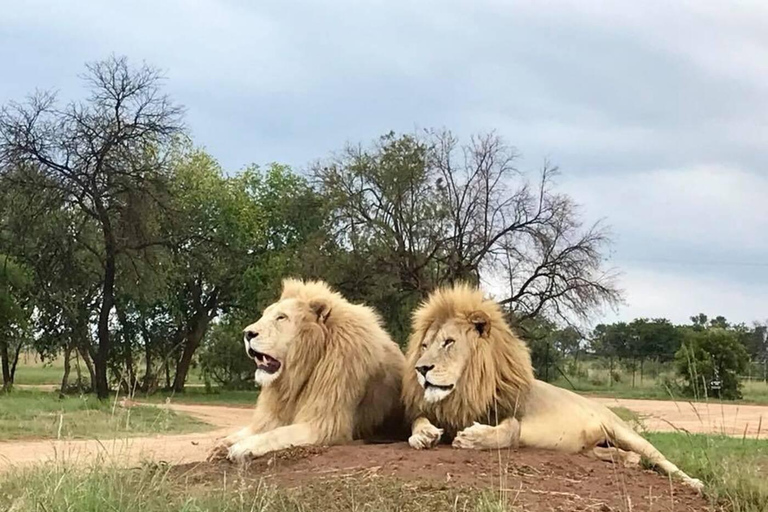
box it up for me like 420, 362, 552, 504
173, 443, 713, 512
592, 397, 767, 438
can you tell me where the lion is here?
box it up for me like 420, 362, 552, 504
401, 284, 703, 490
213, 278, 406, 462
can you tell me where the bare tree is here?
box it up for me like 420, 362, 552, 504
316, 129, 621, 330
0, 56, 184, 398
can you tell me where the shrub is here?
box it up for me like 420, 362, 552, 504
675, 328, 749, 400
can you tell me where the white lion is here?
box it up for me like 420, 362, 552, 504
402, 284, 703, 491
212, 278, 405, 462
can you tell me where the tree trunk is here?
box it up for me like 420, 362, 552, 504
140, 319, 154, 392
1, 339, 12, 392
78, 345, 96, 389
73, 349, 84, 392
165, 358, 171, 390
59, 346, 72, 398
94, 235, 117, 400
171, 312, 211, 392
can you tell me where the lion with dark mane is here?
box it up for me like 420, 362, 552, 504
214, 278, 405, 462
402, 284, 702, 490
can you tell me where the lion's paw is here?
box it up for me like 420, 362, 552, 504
452, 422, 498, 450
408, 424, 443, 450
685, 477, 704, 493
227, 436, 268, 463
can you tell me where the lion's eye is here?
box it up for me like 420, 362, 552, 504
443, 338, 455, 348
420, 343, 428, 351
276, 314, 287, 321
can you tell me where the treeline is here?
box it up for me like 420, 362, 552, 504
0, 56, 621, 397
534, 314, 767, 399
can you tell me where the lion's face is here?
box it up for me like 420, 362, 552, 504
413, 312, 489, 403
242, 298, 313, 386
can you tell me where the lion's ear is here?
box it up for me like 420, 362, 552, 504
468, 310, 491, 337
309, 298, 331, 323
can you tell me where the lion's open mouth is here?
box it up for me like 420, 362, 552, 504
424, 381, 454, 391
248, 348, 282, 374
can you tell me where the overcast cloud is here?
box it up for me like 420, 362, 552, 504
2, 0, 766, 325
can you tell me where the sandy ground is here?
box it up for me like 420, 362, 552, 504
1, 397, 766, 472
0, 403, 247, 470
593, 397, 767, 438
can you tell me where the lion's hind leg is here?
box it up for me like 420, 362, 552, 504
591, 445, 640, 468
608, 423, 703, 491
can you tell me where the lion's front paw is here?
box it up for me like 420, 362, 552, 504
408, 424, 443, 450
227, 435, 268, 463
452, 422, 498, 450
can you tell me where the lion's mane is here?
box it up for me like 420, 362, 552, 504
401, 284, 534, 436
258, 278, 405, 442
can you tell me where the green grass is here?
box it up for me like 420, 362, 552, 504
13, 356, 66, 386
0, 462, 510, 512
550, 372, 768, 405
0, 389, 210, 440
13, 351, 206, 386
644, 432, 768, 511
136, 387, 257, 406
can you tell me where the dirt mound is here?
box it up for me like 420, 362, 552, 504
172, 443, 711, 511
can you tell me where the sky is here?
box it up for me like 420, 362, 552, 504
1, 0, 766, 326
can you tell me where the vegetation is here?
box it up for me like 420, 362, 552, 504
0, 389, 208, 440
645, 433, 768, 511
0, 462, 509, 512
2, 431, 767, 511
532, 313, 767, 401
0, 55, 621, 398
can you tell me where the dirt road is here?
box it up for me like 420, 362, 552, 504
593, 397, 767, 438
1, 397, 766, 471
0, 404, 249, 470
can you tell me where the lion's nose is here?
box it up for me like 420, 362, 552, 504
244, 330, 259, 342
416, 365, 434, 377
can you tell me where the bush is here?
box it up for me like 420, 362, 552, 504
675, 328, 749, 400
198, 321, 255, 390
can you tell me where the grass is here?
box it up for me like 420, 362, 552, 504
549, 368, 768, 405
644, 432, 768, 511
0, 389, 210, 440
2, 432, 767, 511
13, 351, 206, 386
135, 387, 257, 406
0, 462, 510, 512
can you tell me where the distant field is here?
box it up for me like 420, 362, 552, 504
12, 351, 768, 406
13, 352, 206, 387
0, 389, 209, 440
136, 387, 256, 406
548, 358, 768, 405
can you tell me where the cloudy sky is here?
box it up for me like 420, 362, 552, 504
2, 1, 766, 325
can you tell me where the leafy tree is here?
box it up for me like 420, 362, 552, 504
0, 255, 31, 391
161, 153, 325, 391
675, 328, 749, 400
0, 56, 184, 398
